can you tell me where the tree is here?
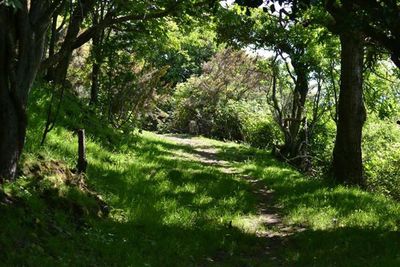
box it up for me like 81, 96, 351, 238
217, 5, 332, 169
233, 0, 374, 185
326, 2, 366, 185
0, 0, 218, 181
41, 0, 219, 85
351, 0, 400, 68
0, 1, 64, 181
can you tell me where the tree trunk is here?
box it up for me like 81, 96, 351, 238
288, 67, 308, 157
47, 0, 96, 84
89, 6, 103, 105
332, 31, 366, 185
0, 8, 25, 181
90, 59, 101, 105
0, 90, 27, 181
45, 14, 59, 80
0, 23, 26, 179
0, 3, 54, 181
279, 65, 309, 164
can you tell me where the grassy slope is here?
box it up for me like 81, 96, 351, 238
1, 86, 400, 266
225, 146, 400, 266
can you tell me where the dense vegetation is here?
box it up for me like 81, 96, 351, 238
1, 0, 400, 265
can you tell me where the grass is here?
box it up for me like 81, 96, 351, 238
1, 85, 400, 266
221, 146, 400, 266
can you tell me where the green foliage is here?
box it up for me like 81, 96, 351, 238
364, 61, 400, 119
151, 20, 219, 85
171, 48, 274, 142
363, 116, 400, 200
234, 100, 282, 148
66, 18, 219, 133
216, 5, 255, 48
99, 51, 169, 131
307, 120, 336, 170
135, 20, 220, 131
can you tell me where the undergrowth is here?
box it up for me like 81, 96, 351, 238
1, 84, 400, 266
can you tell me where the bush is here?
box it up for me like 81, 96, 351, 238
236, 100, 282, 149
170, 48, 278, 146
363, 116, 400, 199
307, 120, 336, 172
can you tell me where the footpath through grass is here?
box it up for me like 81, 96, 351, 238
1, 89, 400, 266
223, 145, 400, 266
2, 130, 400, 266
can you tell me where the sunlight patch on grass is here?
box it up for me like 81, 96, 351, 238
233, 215, 269, 234
232, 149, 400, 233
193, 193, 214, 206
12, 99, 400, 267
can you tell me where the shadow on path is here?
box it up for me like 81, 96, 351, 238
159, 134, 306, 266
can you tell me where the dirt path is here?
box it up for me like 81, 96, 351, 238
160, 134, 236, 173
159, 134, 305, 265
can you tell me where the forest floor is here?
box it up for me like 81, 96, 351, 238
2, 126, 400, 266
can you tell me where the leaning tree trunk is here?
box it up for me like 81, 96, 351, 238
332, 31, 366, 186
47, 0, 96, 84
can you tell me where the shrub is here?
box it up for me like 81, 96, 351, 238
307, 120, 336, 172
363, 116, 400, 199
236, 100, 282, 149
170, 48, 275, 144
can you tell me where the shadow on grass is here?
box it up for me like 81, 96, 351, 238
217, 143, 400, 266
17, 111, 400, 267
87, 135, 400, 266
281, 227, 400, 266
37, 135, 275, 266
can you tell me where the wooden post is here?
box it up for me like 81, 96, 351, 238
77, 129, 87, 173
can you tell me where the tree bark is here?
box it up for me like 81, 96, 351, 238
0, 65, 27, 181
278, 63, 309, 167
90, 59, 101, 105
286, 66, 309, 158
0, 2, 56, 181
90, 5, 105, 105
45, 14, 59, 80
46, 0, 96, 84
77, 129, 87, 173
332, 31, 366, 185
